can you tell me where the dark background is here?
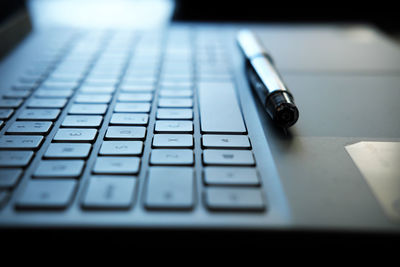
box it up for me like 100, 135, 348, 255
1, 1, 399, 33
173, 0, 400, 33
0, 0, 26, 24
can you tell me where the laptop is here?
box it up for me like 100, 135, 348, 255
1, 0, 399, 242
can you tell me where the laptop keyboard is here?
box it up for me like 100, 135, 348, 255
0, 28, 266, 213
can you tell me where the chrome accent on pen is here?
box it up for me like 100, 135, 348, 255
237, 29, 299, 128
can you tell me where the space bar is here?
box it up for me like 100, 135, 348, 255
198, 82, 246, 133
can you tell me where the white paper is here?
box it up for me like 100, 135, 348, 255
346, 141, 400, 222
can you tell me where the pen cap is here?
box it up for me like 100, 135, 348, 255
266, 91, 299, 128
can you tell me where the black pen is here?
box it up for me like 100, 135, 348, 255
237, 29, 299, 128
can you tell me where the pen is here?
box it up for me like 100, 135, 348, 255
237, 29, 299, 128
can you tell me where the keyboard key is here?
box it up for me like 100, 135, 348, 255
75, 94, 112, 104
153, 134, 193, 148
0, 168, 22, 188
160, 85, 191, 91
12, 83, 35, 91
154, 120, 193, 133
203, 167, 260, 186
118, 93, 153, 102
53, 128, 97, 142
90, 70, 121, 78
27, 98, 67, 108
86, 76, 120, 83
205, 188, 265, 211
38, 84, 74, 92
159, 90, 193, 98
198, 82, 246, 133
3, 90, 31, 99
109, 113, 149, 125
123, 77, 157, 84
79, 86, 115, 94
93, 157, 140, 174
105, 126, 146, 140
160, 81, 192, 88
69, 104, 108, 115
158, 98, 193, 108
34, 89, 73, 98
48, 73, 82, 83
0, 99, 23, 108
6, 121, 52, 135
16, 79, 38, 89
62, 115, 103, 128
19, 74, 43, 82
18, 108, 60, 121
114, 102, 151, 113
161, 73, 193, 81
0, 109, 14, 120
0, 151, 34, 167
15, 180, 77, 209
99, 141, 143, 156
202, 135, 251, 149
145, 167, 194, 210
82, 176, 137, 209
203, 150, 255, 166
0, 135, 43, 149
84, 78, 118, 87
156, 108, 193, 120
44, 143, 91, 158
120, 85, 155, 92
150, 149, 193, 165
42, 81, 78, 90
33, 160, 85, 178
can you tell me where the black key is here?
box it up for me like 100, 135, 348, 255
109, 113, 149, 125
61, 115, 103, 128
18, 109, 60, 121
3, 90, 31, 99
105, 126, 146, 140
6, 121, 52, 135
0, 99, 23, 108
0, 151, 34, 167
69, 104, 108, 115
92, 157, 140, 175
0, 135, 43, 150
205, 188, 265, 211
203, 167, 260, 186
53, 128, 97, 142
145, 167, 194, 210
27, 98, 67, 108
33, 160, 85, 178
82, 176, 137, 209
44, 143, 91, 159
15, 180, 77, 209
